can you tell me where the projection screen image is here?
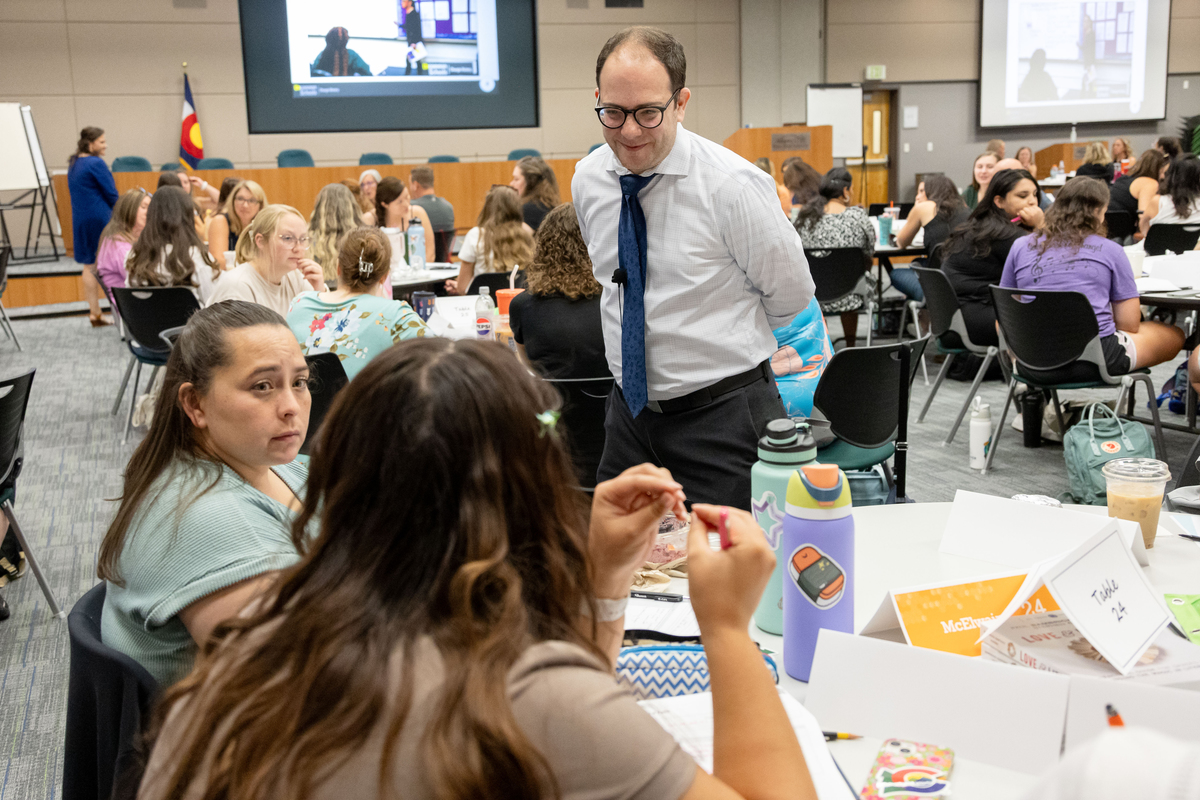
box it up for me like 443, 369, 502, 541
979, 0, 1170, 127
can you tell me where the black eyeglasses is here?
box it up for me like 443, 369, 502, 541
595, 89, 680, 130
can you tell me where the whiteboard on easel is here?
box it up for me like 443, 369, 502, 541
806, 85, 863, 159
21, 106, 49, 188
0, 102, 40, 192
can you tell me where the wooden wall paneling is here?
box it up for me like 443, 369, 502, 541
4, 274, 85, 308
53, 159, 582, 256
721, 125, 834, 175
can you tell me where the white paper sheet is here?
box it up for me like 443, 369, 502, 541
939, 491, 1113, 568
624, 597, 701, 638
805, 630, 1070, 775
639, 691, 853, 799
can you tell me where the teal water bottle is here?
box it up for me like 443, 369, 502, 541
752, 419, 817, 634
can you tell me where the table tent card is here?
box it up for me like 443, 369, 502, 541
860, 571, 1060, 657
978, 524, 1173, 676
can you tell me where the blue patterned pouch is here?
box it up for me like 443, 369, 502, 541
616, 644, 780, 701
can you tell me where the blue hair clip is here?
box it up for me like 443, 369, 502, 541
536, 409, 560, 438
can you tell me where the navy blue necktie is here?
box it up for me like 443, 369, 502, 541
619, 173, 654, 417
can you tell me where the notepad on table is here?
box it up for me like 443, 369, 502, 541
625, 596, 701, 638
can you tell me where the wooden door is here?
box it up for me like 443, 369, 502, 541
856, 90, 893, 208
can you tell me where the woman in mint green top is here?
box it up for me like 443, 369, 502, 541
98, 300, 314, 686
286, 226, 427, 379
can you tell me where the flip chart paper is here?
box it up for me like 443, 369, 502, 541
805, 630, 1070, 775
1040, 527, 1171, 675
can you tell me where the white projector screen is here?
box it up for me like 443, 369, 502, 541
979, 0, 1171, 128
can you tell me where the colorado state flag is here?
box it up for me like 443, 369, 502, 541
179, 74, 203, 170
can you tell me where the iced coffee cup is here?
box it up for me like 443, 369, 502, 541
1102, 458, 1170, 549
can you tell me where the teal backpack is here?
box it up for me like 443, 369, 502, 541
1063, 403, 1154, 505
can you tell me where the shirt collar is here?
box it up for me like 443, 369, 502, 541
607, 123, 692, 179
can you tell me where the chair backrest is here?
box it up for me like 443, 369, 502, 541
803, 248, 872, 304
195, 157, 234, 170
588, 143, 604, 154
359, 152, 394, 165
1105, 210, 1137, 240
0, 243, 11, 295
109, 288, 201, 356
507, 148, 541, 161
911, 266, 962, 338
277, 149, 315, 168
544, 376, 613, 490
111, 156, 152, 173
465, 271, 516, 295
0, 368, 34, 487
926, 242, 944, 271
427, 155, 460, 163
813, 337, 930, 449
433, 230, 453, 263
989, 286, 1100, 372
159, 325, 185, 350
1144, 223, 1200, 256
300, 352, 350, 457
867, 202, 914, 218
64, 583, 159, 800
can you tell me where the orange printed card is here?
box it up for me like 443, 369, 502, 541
864, 573, 1059, 657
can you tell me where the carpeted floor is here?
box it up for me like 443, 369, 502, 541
0, 311, 1195, 799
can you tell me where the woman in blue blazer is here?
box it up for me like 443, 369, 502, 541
67, 127, 118, 326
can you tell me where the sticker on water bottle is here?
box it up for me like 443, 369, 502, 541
788, 545, 846, 609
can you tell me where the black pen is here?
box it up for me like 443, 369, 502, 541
1177, 532, 1200, 542
630, 591, 684, 602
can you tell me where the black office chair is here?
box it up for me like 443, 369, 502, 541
913, 265, 1001, 446
804, 247, 876, 346
984, 286, 1166, 473
464, 271, 524, 295
868, 202, 914, 218
1105, 210, 1137, 242
545, 376, 613, 491
109, 288, 200, 444
63, 583, 159, 800
300, 352, 350, 457
813, 336, 930, 502
0, 244, 20, 351
1144, 223, 1200, 256
897, 243, 944, 383
0, 367, 63, 618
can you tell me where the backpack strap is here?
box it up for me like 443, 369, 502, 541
1086, 402, 1134, 455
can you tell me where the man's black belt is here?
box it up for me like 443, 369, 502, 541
644, 361, 771, 415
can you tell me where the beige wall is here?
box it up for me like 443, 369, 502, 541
0, 0, 740, 172
827, 0, 1199, 83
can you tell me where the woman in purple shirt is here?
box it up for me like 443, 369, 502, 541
1001, 177, 1184, 375
95, 189, 150, 297
67, 127, 119, 326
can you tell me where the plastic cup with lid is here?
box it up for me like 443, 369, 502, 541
1101, 458, 1170, 549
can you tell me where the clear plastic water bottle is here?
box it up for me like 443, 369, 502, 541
752, 419, 817, 635
782, 463, 854, 682
475, 286, 496, 341
407, 219, 426, 272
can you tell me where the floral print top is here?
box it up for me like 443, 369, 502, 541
286, 291, 427, 380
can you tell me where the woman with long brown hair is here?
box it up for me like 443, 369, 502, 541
126, 186, 219, 303
447, 186, 534, 294
95, 188, 150, 296
1001, 177, 1184, 375
374, 176, 435, 264
137, 338, 816, 800
511, 155, 561, 230
67, 126, 118, 326
1109, 149, 1168, 238
99, 300, 312, 685
891, 174, 970, 302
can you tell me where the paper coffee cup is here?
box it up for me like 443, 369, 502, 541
1102, 458, 1170, 549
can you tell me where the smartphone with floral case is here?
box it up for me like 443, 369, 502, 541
860, 739, 954, 799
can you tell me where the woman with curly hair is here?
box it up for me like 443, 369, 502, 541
1001, 177, 1183, 375
307, 183, 364, 281
447, 186, 534, 294
510, 203, 611, 487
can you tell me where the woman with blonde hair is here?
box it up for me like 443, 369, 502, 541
754, 157, 793, 216
447, 186, 534, 294
135, 337, 815, 800
339, 179, 376, 225
1111, 137, 1135, 175
95, 188, 150, 296
510, 155, 560, 230
307, 183, 364, 281
208, 204, 325, 316
288, 226, 426, 380
207, 180, 267, 270
1075, 141, 1114, 183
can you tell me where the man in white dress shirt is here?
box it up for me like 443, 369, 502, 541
572, 26, 815, 509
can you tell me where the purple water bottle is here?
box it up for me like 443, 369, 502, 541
781, 463, 854, 682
